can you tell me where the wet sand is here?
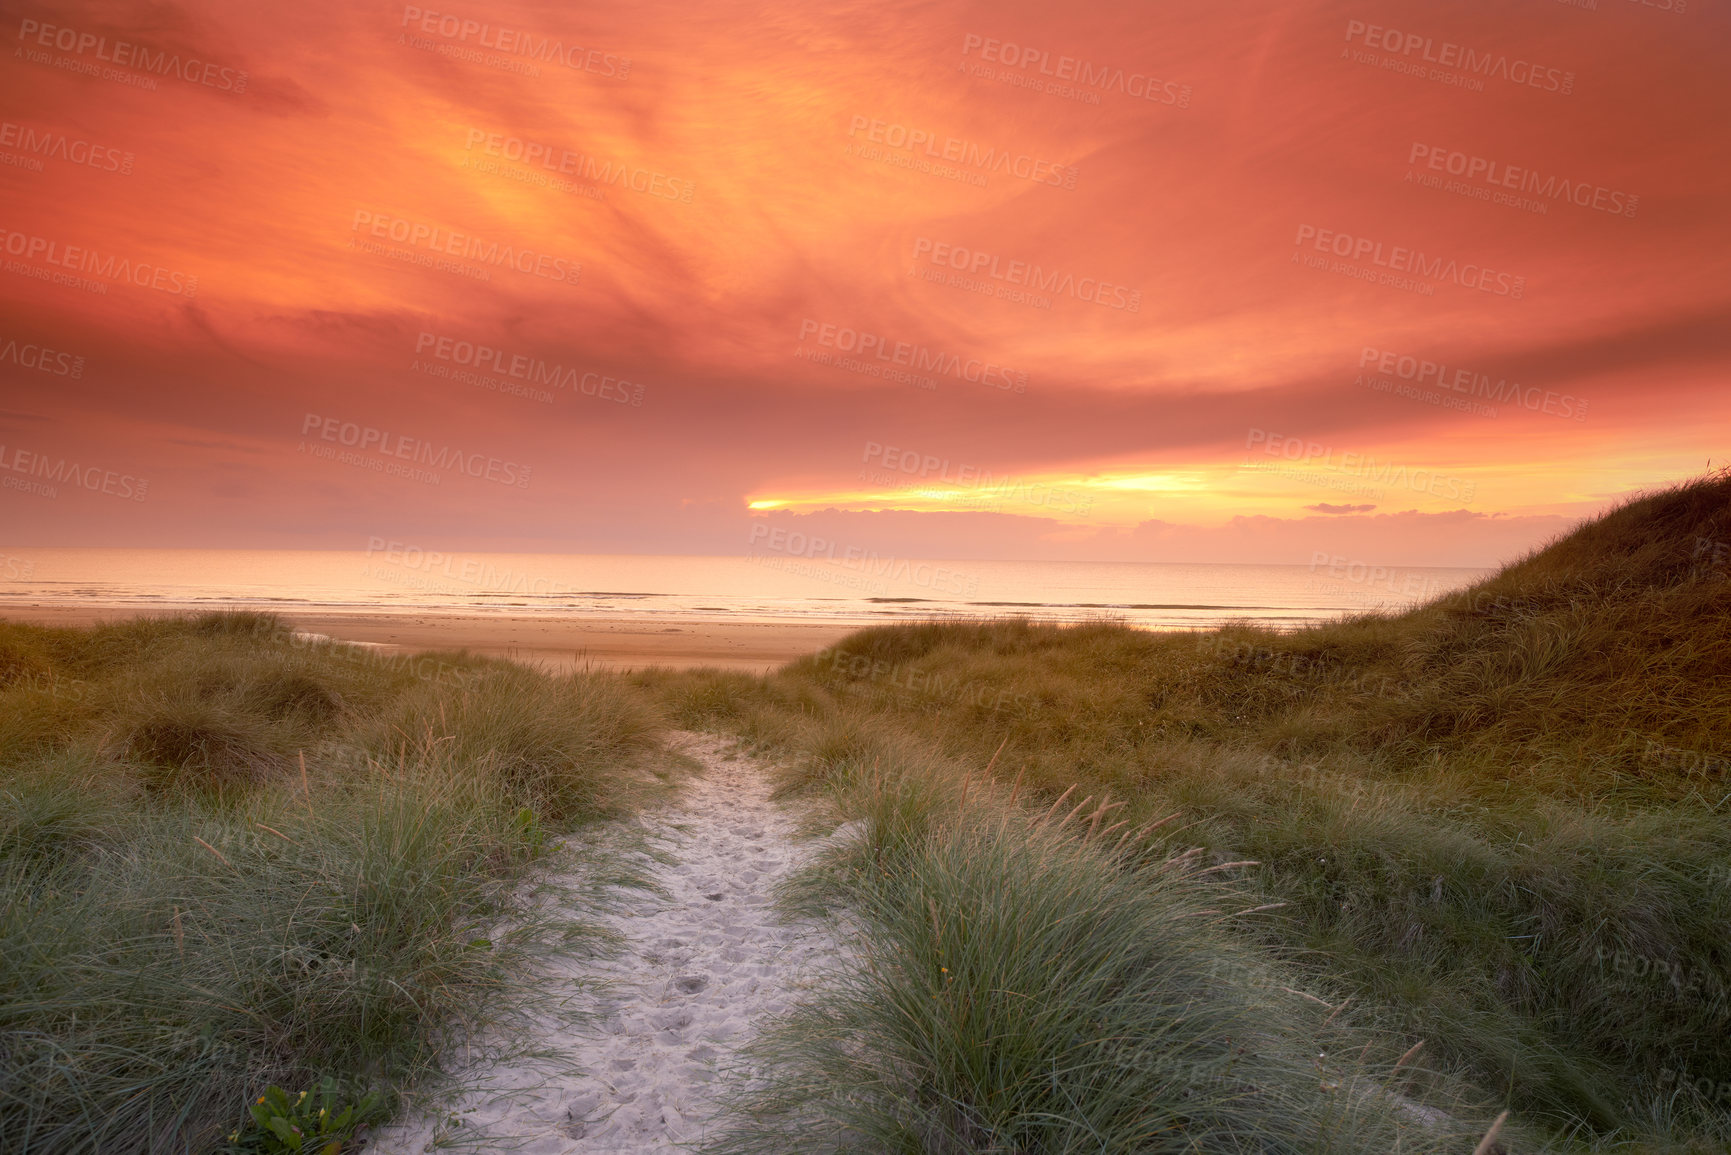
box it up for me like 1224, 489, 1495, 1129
0, 604, 854, 673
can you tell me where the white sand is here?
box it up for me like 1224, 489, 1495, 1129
368, 731, 841, 1154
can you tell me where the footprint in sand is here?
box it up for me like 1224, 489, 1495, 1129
366, 731, 842, 1155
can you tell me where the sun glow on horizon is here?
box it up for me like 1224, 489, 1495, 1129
0, 0, 1723, 564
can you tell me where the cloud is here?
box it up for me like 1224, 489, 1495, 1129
0, 0, 1724, 564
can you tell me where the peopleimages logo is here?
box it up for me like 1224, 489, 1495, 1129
1408, 143, 1637, 218
462, 128, 695, 203
1244, 428, 1476, 502
911, 238, 1140, 312
365, 538, 583, 595
746, 524, 980, 598
15, 18, 249, 92
797, 318, 1028, 393
0, 335, 84, 378
1343, 19, 1574, 94
0, 120, 132, 174
0, 227, 198, 296
1293, 224, 1525, 298
0, 443, 148, 501
399, 6, 631, 78
861, 440, 1092, 515
299, 413, 532, 488
349, 210, 579, 285
414, 331, 645, 405
961, 33, 1191, 107
846, 115, 1078, 190
1358, 346, 1587, 420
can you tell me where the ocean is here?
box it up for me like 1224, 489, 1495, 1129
0, 548, 1487, 632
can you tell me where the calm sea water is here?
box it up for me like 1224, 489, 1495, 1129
0, 549, 1488, 632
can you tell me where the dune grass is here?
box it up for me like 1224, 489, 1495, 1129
0, 611, 666, 1154
713, 759, 1512, 1154
647, 472, 1731, 1151
7, 473, 1727, 1152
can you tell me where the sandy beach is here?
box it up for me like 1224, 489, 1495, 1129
0, 604, 854, 673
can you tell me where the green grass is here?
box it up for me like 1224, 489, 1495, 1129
0, 611, 667, 1154
8, 472, 1729, 1152
649, 472, 1731, 1151
713, 761, 1511, 1154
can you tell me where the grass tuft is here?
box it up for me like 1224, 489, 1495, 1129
126, 702, 288, 793
0, 611, 666, 1153
716, 761, 1505, 1154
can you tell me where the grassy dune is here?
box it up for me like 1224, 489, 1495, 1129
709, 760, 1509, 1154
5, 474, 1726, 1152
648, 473, 1731, 1151
0, 612, 665, 1153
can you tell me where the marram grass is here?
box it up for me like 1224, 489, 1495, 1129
652, 472, 1731, 1151
0, 611, 665, 1154
711, 761, 1512, 1154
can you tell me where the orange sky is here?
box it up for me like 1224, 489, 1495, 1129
1, 0, 1727, 565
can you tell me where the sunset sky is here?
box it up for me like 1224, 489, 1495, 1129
2, 0, 1727, 566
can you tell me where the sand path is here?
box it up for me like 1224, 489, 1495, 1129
369, 731, 840, 1153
